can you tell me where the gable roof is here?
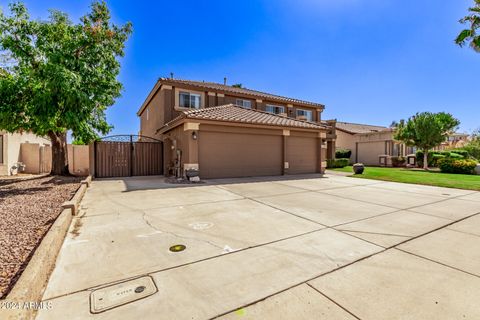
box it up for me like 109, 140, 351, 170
158, 104, 327, 134
335, 121, 390, 134
138, 78, 325, 115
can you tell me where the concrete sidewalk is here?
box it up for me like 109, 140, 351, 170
36, 174, 480, 319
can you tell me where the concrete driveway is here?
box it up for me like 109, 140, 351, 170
36, 174, 480, 319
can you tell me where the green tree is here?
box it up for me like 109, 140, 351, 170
464, 129, 480, 160
455, 0, 480, 52
0, 2, 132, 175
231, 83, 243, 88
394, 112, 460, 169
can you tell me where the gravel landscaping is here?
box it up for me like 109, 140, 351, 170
0, 176, 80, 298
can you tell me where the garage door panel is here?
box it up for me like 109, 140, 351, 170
357, 141, 384, 165
199, 131, 282, 179
287, 136, 318, 174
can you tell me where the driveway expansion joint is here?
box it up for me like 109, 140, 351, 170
306, 283, 362, 320
394, 248, 480, 279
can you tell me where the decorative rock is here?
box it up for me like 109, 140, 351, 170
190, 176, 201, 182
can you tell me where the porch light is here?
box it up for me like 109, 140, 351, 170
192, 131, 197, 140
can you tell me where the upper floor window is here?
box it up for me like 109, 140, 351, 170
179, 91, 201, 109
265, 104, 285, 115
236, 99, 252, 109
296, 109, 313, 121
146, 107, 149, 121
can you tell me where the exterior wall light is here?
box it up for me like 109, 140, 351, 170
192, 131, 197, 140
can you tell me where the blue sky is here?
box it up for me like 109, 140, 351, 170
4, 0, 480, 134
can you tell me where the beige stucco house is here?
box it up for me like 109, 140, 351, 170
137, 78, 336, 179
335, 122, 414, 165
0, 131, 51, 176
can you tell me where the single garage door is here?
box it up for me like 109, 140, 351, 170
199, 131, 283, 179
287, 135, 318, 174
357, 141, 385, 165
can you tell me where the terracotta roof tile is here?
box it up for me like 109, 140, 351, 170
335, 122, 390, 134
159, 78, 325, 108
160, 104, 327, 132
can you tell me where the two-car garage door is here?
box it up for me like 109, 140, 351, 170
198, 128, 320, 179
199, 131, 283, 179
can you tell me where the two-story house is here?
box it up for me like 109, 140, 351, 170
137, 78, 336, 179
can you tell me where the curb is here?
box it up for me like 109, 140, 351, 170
1, 176, 92, 320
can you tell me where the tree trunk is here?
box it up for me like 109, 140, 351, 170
423, 149, 429, 170
48, 131, 70, 176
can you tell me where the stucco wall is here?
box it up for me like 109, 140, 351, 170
1, 141, 89, 176
335, 130, 356, 163
67, 145, 90, 176
0, 131, 50, 176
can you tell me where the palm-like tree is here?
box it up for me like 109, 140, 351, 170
456, 0, 480, 52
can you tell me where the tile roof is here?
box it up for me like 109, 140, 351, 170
159, 104, 327, 133
335, 121, 390, 134
159, 78, 325, 108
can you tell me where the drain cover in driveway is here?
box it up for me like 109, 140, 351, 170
90, 276, 157, 314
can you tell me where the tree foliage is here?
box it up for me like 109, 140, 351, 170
456, 0, 480, 52
0, 1, 132, 174
464, 129, 480, 160
394, 112, 460, 169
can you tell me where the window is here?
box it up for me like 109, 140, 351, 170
179, 91, 201, 109
265, 104, 285, 115
146, 107, 149, 121
0, 135, 3, 164
236, 99, 252, 109
296, 109, 313, 121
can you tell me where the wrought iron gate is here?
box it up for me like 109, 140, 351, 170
94, 135, 163, 178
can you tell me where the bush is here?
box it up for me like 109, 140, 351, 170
464, 143, 480, 160
335, 149, 352, 159
391, 156, 406, 167
451, 149, 469, 158
416, 150, 465, 167
437, 158, 477, 174
327, 158, 350, 168
431, 154, 446, 167
449, 152, 464, 159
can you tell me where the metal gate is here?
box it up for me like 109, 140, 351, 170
94, 135, 163, 178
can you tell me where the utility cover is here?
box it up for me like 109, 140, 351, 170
90, 276, 157, 313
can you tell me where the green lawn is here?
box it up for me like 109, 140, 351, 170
331, 166, 480, 191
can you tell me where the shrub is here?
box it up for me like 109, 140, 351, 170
335, 149, 352, 159
437, 158, 477, 174
431, 154, 446, 167
327, 158, 350, 168
391, 156, 406, 167
449, 152, 464, 159
417, 150, 465, 167
451, 149, 469, 158
464, 143, 480, 160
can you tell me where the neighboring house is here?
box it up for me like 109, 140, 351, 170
137, 78, 336, 179
335, 122, 414, 165
435, 132, 470, 150
0, 131, 51, 176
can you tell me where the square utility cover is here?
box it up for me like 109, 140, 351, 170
90, 276, 157, 314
